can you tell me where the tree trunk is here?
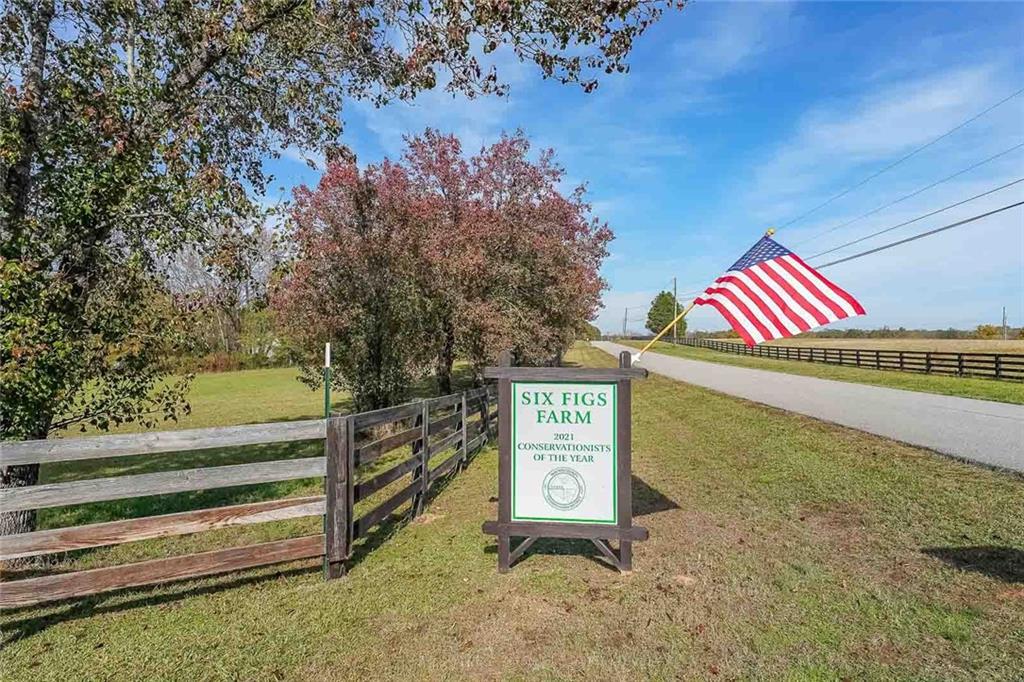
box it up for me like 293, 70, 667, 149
1, 414, 50, 550
0, 465, 39, 538
436, 315, 456, 394
1, 0, 54, 249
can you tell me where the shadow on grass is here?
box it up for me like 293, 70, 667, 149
922, 546, 1024, 583
0, 564, 319, 646
632, 475, 680, 517
2, 438, 495, 645
478, 476, 677, 570
483, 537, 622, 573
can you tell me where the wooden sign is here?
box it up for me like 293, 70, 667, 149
482, 351, 648, 572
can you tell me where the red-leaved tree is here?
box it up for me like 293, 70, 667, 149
273, 130, 611, 407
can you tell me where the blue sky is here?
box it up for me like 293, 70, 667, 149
266, 1, 1024, 335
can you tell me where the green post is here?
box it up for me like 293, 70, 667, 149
323, 342, 332, 418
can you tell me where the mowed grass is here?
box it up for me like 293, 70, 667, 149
617, 340, 1024, 405
2, 345, 1023, 680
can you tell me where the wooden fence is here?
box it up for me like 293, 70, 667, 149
0, 386, 497, 609
672, 337, 1024, 381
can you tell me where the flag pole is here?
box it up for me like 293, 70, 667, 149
633, 227, 776, 362
323, 342, 332, 418
635, 301, 695, 360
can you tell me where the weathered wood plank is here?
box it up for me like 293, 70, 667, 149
427, 451, 460, 485
1, 457, 326, 513
497, 354, 513, 573
354, 481, 417, 538
0, 497, 324, 561
354, 426, 421, 466
427, 412, 461, 436
0, 420, 327, 467
464, 434, 484, 453
482, 520, 648, 541
354, 456, 419, 502
425, 393, 462, 409
591, 538, 621, 568
465, 387, 488, 400
0, 535, 325, 609
460, 392, 469, 464
617, 350, 635, 571
324, 417, 350, 579
428, 430, 461, 459
482, 367, 647, 381
509, 536, 538, 565
351, 402, 421, 430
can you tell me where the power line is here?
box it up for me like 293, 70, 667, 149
779, 86, 1024, 230
796, 142, 1024, 246
807, 177, 1024, 260
817, 201, 1023, 269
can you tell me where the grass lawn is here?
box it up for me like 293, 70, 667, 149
616, 340, 1024, 405
2, 345, 1022, 680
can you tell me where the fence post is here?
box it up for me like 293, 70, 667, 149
958, 353, 964, 376
412, 401, 429, 516
855, 349, 861, 367
995, 355, 1003, 379
460, 391, 469, 468
875, 350, 880, 370
899, 352, 905, 372
324, 415, 352, 579
925, 352, 932, 374
481, 387, 491, 443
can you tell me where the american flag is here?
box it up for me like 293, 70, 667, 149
695, 235, 865, 346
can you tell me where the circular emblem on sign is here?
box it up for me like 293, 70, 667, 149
542, 467, 586, 511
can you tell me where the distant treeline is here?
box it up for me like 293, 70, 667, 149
613, 325, 1022, 341
688, 325, 1023, 340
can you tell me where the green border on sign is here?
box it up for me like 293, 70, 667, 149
510, 381, 617, 524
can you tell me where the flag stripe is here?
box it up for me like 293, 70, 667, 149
706, 281, 784, 340
762, 260, 837, 324
775, 257, 848, 319
697, 291, 767, 344
693, 235, 864, 346
788, 254, 866, 315
781, 255, 857, 317
719, 274, 800, 336
740, 268, 813, 333
751, 263, 826, 327
705, 288, 773, 341
696, 297, 758, 346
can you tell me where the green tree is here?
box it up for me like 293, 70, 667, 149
0, 1, 677, 537
582, 322, 602, 341
975, 324, 1000, 339
646, 291, 684, 337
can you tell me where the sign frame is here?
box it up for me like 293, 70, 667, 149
482, 351, 648, 573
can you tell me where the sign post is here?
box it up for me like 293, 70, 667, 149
482, 351, 648, 572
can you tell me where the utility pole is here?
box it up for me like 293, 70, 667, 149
672, 277, 678, 344
1003, 306, 1008, 340
623, 307, 628, 338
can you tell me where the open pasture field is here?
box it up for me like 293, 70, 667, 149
618, 340, 1024, 405
2, 345, 1022, 681
763, 337, 1024, 354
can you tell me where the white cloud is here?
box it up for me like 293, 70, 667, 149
671, 1, 798, 83
594, 289, 659, 335
280, 146, 326, 170
350, 42, 532, 159
745, 63, 1016, 219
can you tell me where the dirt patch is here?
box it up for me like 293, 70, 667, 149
411, 512, 444, 525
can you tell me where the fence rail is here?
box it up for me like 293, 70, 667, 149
0, 386, 498, 609
670, 338, 1024, 381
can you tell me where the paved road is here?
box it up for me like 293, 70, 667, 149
593, 341, 1024, 473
